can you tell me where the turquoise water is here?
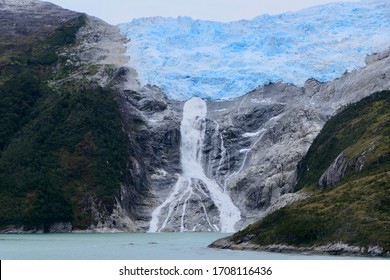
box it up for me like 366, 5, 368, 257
0, 232, 373, 260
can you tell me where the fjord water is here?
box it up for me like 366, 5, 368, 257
0, 232, 371, 260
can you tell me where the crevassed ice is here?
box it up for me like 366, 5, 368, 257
118, 1, 390, 100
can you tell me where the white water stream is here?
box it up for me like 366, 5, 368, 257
149, 97, 241, 232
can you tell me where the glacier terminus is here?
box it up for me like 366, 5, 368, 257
118, 0, 390, 100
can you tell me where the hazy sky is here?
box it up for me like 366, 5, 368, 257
47, 0, 359, 25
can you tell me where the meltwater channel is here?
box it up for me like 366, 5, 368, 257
149, 97, 240, 232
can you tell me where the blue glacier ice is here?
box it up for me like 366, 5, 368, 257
118, 1, 390, 100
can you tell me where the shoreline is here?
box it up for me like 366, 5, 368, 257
208, 237, 390, 258
0, 224, 141, 234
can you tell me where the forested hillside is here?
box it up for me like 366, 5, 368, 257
0, 14, 130, 232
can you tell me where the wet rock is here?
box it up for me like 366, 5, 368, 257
319, 152, 350, 188
319, 144, 377, 188
49, 223, 73, 233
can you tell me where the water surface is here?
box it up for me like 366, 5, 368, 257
0, 232, 373, 260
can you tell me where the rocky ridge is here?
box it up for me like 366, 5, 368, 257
0, 0, 78, 37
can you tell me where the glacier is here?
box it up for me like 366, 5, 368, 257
118, 0, 390, 100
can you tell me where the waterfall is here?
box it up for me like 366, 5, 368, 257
149, 97, 241, 232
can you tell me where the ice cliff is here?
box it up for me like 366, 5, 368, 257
118, 0, 390, 100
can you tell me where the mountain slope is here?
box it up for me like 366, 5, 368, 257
296, 90, 390, 190
210, 91, 390, 256
0, 1, 145, 232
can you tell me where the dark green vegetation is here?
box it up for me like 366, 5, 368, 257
231, 91, 390, 252
0, 16, 129, 231
296, 91, 390, 191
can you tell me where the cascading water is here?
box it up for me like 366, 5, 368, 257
149, 97, 241, 232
